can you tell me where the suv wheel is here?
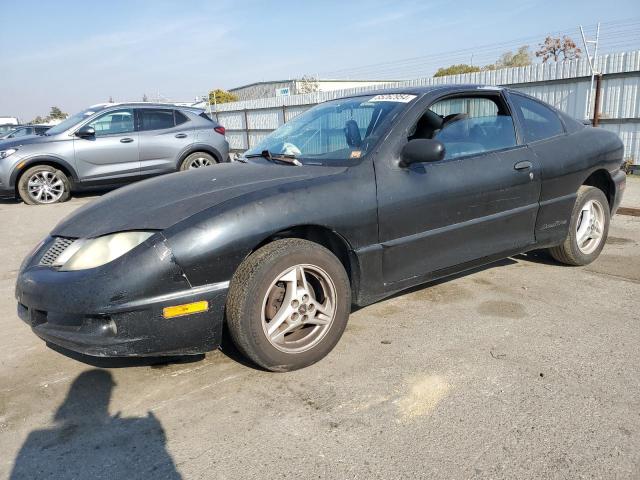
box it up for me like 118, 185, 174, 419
180, 152, 216, 171
18, 165, 71, 205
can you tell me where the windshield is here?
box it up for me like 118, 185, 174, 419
244, 94, 416, 164
45, 106, 107, 135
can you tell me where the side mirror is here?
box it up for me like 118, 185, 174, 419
76, 125, 95, 138
399, 139, 445, 167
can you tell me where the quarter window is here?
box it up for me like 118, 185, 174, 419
138, 109, 175, 131
510, 94, 564, 143
88, 109, 135, 136
175, 110, 189, 126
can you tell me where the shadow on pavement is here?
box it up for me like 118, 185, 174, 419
9, 369, 181, 479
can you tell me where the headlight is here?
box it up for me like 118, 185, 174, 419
0, 148, 17, 159
60, 231, 155, 271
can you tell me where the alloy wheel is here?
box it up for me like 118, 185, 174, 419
261, 264, 337, 354
576, 199, 605, 254
188, 157, 213, 169
27, 171, 65, 204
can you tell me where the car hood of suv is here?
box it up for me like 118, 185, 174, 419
52, 162, 345, 238
0, 134, 57, 150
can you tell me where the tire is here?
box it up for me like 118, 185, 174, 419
226, 238, 351, 372
17, 165, 71, 205
179, 152, 216, 171
548, 186, 610, 266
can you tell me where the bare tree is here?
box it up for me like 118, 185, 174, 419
296, 75, 320, 94
535, 36, 582, 63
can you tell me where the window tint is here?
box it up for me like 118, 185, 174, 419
175, 110, 189, 126
510, 94, 564, 143
139, 109, 175, 131
88, 109, 134, 136
413, 96, 517, 160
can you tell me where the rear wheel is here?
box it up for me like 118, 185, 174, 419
180, 152, 216, 171
225, 239, 351, 371
549, 186, 609, 266
17, 165, 71, 205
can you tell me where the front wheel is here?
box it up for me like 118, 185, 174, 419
17, 165, 71, 205
548, 186, 610, 266
225, 239, 351, 371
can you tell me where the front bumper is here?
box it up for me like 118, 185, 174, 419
15, 234, 228, 357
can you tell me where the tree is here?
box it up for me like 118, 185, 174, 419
30, 115, 45, 124
48, 106, 67, 120
296, 75, 320, 94
208, 89, 238, 105
484, 46, 532, 70
535, 36, 581, 63
142, 93, 149, 102
433, 64, 481, 77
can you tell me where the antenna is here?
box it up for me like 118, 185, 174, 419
579, 22, 600, 120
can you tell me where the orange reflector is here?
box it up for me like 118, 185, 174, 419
163, 301, 209, 319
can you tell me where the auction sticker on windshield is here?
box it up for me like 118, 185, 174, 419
369, 94, 416, 103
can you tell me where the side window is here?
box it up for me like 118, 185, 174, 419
411, 96, 517, 160
510, 94, 564, 143
139, 109, 175, 131
13, 128, 30, 138
88, 109, 134, 136
175, 110, 189, 126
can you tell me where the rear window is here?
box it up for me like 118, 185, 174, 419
199, 112, 214, 122
510, 94, 565, 143
138, 109, 175, 131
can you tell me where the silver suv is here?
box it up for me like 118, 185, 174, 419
0, 103, 229, 205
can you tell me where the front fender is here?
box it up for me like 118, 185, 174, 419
9, 155, 78, 188
163, 166, 377, 287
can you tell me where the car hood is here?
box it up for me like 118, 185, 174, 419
0, 134, 57, 149
52, 162, 345, 238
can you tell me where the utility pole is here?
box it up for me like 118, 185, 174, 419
579, 22, 601, 122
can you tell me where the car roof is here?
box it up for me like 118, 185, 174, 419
90, 102, 205, 114
338, 84, 505, 98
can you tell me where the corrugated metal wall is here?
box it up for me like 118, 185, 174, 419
214, 50, 640, 165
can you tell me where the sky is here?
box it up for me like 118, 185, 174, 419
1, 0, 639, 121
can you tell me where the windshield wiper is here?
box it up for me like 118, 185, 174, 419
245, 150, 302, 166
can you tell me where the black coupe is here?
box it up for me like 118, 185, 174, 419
16, 85, 626, 371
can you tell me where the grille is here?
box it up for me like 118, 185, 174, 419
39, 237, 76, 266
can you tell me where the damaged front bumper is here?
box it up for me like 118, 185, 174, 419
15, 234, 227, 357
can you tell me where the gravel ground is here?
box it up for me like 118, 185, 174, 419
0, 190, 638, 480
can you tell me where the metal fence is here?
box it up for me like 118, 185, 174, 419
213, 50, 640, 166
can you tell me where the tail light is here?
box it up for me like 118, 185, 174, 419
214, 126, 226, 135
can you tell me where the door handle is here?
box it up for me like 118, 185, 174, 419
175, 133, 187, 139
514, 161, 532, 171
120, 137, 134, 143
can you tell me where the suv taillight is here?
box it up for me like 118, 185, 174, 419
214, 126, 226, 135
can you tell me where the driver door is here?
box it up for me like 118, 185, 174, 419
375, 93, 541, 285
73, 108, 139, 181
